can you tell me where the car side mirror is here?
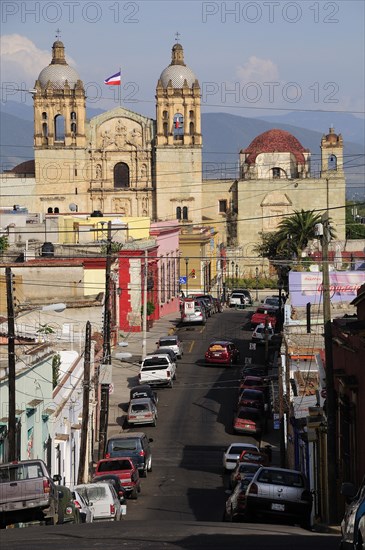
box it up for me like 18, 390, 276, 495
53, 474, 61, 482
149, 438, 154, 442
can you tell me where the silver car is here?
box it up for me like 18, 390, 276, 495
156, 335, 184, 359
245, 467, 312, 529
127, 397, 158, 427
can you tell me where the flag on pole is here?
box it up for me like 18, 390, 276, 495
104, 71, 121, 85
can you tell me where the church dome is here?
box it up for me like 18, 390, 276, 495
37, 40, 81, 90
242, 128, 309, 165
159, 42, 197, 89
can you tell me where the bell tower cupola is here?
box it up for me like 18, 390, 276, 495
320, 127, 344, 177
33, 38, 86, 149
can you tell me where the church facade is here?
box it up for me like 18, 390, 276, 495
7, 38, 346, 277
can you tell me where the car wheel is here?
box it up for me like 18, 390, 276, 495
152, 417, 157, 427
137, 483, 141, 493
168, 380, 173, 388
130, 487, 138, 500
173, 371, 177, 380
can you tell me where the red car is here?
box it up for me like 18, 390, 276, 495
233, 407, 264, 437
250, 307, 277, 330
94, 457, 141, 499
237, 389, 266, 412
205, 340, 240, 366
239, 376, 265, 392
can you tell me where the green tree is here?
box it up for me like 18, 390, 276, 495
275, 209, 336, 260
52, 354, 61, 388
0, 236, 9, 252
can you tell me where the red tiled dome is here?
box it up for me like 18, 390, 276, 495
10, 160, 35, 175
242, 129, 309, 165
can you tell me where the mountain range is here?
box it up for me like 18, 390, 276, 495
1, 101, 363, 199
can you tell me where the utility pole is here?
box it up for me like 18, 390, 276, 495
321, 212, 338, 523
141, 249, 148, 361
6, 267, 17, 462
98, 221, 112, 460
77, 320, 91, 484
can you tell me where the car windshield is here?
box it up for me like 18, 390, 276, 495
130, 404, 149, 412
265, 298, 279, 306
257, 469, 305, 487
159, 339, 176, 346
229, 445, 253, 455
240, 390, 263, 400
78, 485, 107, 500
237, 409, 261, 420
243, 378, 263, 387
109, 440, 137, 452
98, 460, 132, 472
142, 357, 169, 367
239, 463, 260, 473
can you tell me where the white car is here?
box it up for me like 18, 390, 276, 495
127, 397, 158, 427
252, 323, 274, 343
223, 442, 260, 471
75, 482, 123, 521
156, 335, 184, 359
261, 296, 280, 309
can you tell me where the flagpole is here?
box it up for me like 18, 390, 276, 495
119, 66, 122, 107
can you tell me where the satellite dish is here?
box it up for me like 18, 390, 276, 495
69, 203, 78, 212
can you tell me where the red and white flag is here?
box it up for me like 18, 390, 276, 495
104, 71, 121, 85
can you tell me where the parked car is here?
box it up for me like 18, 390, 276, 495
191, 294, 216, 315
105, 433, 153, 478
229, 292, 248, 308
239, 376, 266, 393
252, 323, 275, 343
261, 296, 281, 309
130, 384, 158, 406
75, 482, 122, 521
156, 335, 184, 358
224, 478, 252, 521
233, 406, 265, 438
237, 389, 267, 413
139, 353, 176, 388
250, 307, 278, 329
222, 442, 260, 471
231, 289, 253, 305
238, 449, 271, 467
230, 462, 261, 490
205, 340, 240, 366
340, 478, 365, 549
91, 474, 127, 506
72, 489, 94, 523
194, 296, 212, 317
57, 485, 81, 524
245, 467, 312, 528
127, 397, 158, 427
94, 457, 141, 499
240, 364, 267, 378
0, 459, 59, 528
181, 301, 207, 325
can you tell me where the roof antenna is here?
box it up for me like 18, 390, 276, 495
175, 31, 181, 43
56, 28, 61, 40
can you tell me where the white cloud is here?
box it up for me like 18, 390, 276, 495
236, 56, 279, 83
0, 34, 76, 86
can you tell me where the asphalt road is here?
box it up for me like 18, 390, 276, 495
1, 309, 341, 549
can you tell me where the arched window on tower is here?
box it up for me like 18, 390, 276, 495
173, 113, 184, 140
42, 123, 48, 143
42, 112, 47, 120
328, 154, 337, 170
162, 111, 168, 137
182, 206, 188, 220
272, 167, 286, 179
47, 207, 53, 214
163, 122, 168, 137
176, 207, 182, 220
54, 207, 59, 214
189, 122, 194, 136
54, 114, 65, 142
114, 162, 130, 188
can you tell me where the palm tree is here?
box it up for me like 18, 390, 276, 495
275, 209, 335, 260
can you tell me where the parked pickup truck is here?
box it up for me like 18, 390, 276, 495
139, 354, 176, 388
93, 457, 141, 499
0, 459, 59, 528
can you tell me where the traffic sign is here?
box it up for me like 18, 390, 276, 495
179, 276, 187, 284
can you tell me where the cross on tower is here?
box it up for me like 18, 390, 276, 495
55, 28, 61, 40
175, 32, 181, 43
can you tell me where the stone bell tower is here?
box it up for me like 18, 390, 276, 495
154, 41, 203, 224
320, 126, 344, 177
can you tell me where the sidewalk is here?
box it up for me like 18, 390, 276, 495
107, 313, 180, 438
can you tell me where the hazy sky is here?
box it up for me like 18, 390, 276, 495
1, 0, 364, 120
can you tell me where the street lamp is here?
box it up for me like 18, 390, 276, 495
231, 261, 234, 287
235, 264, 239, 286
185, 257, 189, 297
